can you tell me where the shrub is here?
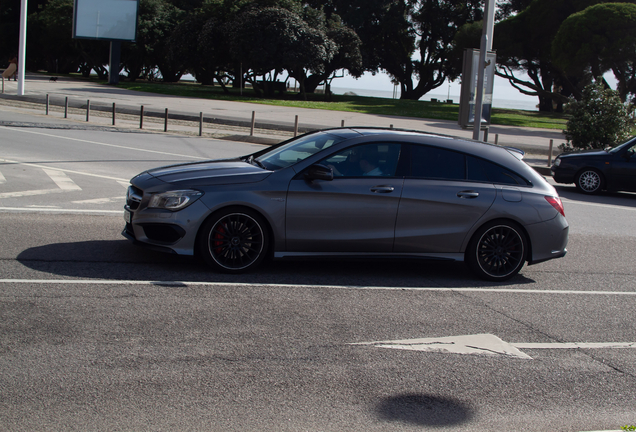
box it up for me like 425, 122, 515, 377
561, 81, 634, 152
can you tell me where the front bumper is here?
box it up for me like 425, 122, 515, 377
122, 200, 209, 256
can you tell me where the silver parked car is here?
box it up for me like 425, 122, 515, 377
123, 128, 568, 281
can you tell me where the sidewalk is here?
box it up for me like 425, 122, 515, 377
0, 73, 561, 173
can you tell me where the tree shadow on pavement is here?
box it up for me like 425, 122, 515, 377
376, 393, 474, 427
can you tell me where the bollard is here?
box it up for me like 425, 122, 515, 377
390, 124, 393, 129
112, 103, 116, 125
484, 129, 489, 143
86, 100, 90, 122
199, 112, 203, 136
46, 94, 49, 115
140, 106, 144, 129
64, 97, 68, 118
164, 108, 169, 132
341, 120, 345, 127
495, 134, 499, 145
294, 115, 299, 137
250, 111, 255, 136
548, 139, 554, 167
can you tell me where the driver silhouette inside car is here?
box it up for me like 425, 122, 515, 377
329, 146, 383, 177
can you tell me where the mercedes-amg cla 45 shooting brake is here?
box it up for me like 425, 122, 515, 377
123, 128, 569, 281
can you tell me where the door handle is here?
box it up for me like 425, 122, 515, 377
371, 186, 395, 193
457, 190, 479, 199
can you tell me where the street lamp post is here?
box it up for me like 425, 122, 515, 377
472, 0, 496, 141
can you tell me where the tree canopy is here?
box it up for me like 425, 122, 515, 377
493, 0, 636, 111
552, 2, 636, 102
11, 0, 636, 105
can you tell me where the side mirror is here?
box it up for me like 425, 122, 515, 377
304, 164, 333, 181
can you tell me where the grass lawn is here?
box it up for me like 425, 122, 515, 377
109, 79, 568, 130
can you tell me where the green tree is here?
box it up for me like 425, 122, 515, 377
494, 0, 636, 112
122, 0, 185, 82
313, 0, 482, 100
307, 0, 414, 83
29, 0, 109, 77
562, 81, 634, 151
396, 0, 482, 100
552, 3, 636, 102
291, 9, 363, 97
229, 6, 336, 98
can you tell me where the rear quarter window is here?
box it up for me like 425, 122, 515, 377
468, 156, 529, 185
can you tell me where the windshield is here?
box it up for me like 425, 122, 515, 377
255, 132, 345, 171
608, 136, 636, 153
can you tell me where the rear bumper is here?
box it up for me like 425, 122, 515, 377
526, 216, 569, 265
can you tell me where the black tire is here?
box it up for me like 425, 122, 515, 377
198, 208, 269, 273
467, 221, 527, 282
575, 168, 604, 194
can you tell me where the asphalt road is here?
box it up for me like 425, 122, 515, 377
1, 112, 635, 432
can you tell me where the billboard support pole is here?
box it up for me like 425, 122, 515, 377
109, 40, 121, 85
17, 0, 28, 95
472, 0, 496, 141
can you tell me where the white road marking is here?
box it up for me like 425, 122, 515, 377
352, 334, 636, 360
0, 158, 128, 182
25, 205, 61, 208
352, 334, 532, 359
0, 278, 635, 296
0, 207, 121, 214
513, 342, 636, 349
0, 126, 208, 160
118, 181, 130, 188
0, 170, 6, 184
0, 188, 69, 198
561, 197, 636, 212
72, 197, 123, 204
43, 168, 82, 191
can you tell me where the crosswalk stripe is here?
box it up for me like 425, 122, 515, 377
0, 188, 69, 198
0, 170, 6, 184
43, 169, 82, 191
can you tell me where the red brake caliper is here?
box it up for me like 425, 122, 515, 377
213, 224, 225, 254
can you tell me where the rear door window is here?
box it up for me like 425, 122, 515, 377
409, 145, 466, 180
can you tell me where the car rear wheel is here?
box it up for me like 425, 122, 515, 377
199, 208, 269, 273
575, 169, 603, 194
467, 221, 527, 282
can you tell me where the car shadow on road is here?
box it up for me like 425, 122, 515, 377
15, 239, 536, 288
375, 393, 474, 427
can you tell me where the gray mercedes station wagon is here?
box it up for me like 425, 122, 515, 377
123, 128, 568, 281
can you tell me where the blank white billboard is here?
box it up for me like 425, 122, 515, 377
73, 0, 139, 41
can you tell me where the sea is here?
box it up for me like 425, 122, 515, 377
329, 86, 538, 111
178, 73, 539, 111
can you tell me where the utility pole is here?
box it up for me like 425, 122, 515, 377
472, 0, 496, 141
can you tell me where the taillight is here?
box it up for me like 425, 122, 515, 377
545, 196, 565, 217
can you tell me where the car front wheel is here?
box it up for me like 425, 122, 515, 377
575, 169, 603, 194
198, 208, 269, 273
467, 221, 527, 282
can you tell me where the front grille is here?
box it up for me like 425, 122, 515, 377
126, 185, 143, 210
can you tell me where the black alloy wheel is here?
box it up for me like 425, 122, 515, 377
575, 169, 603, 194
467, 222, 527, 281
199, 209, 269, 273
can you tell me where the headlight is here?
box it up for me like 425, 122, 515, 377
553, 157, 561, 167
148, 190, 203, 211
